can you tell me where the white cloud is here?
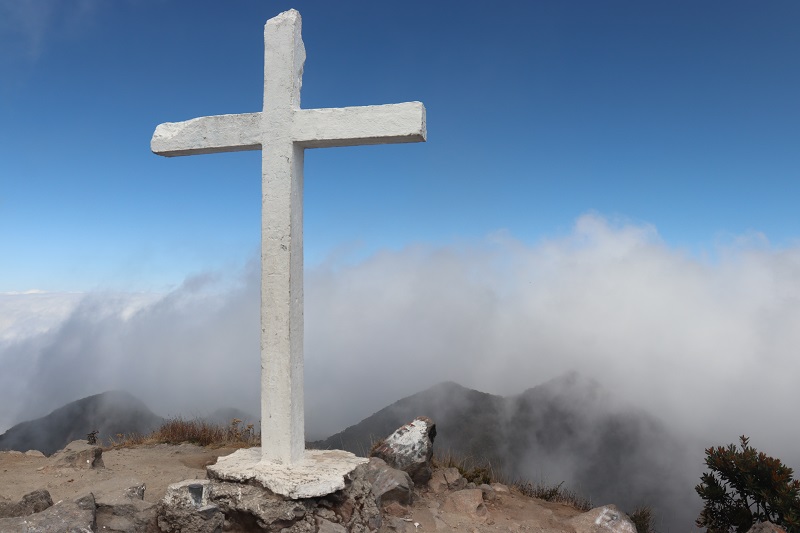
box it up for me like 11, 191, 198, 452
1, 212, 799, 473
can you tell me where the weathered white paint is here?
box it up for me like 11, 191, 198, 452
208, 448, 368, 499
151, 9, 425, 495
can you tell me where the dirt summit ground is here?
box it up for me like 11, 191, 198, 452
0, 444, 596, 532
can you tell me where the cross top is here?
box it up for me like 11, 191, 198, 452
151, 10, 426, 495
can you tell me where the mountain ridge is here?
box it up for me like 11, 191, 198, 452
0, 373, 700, 529
312, 371, 698, 530
0, 390, 164, 455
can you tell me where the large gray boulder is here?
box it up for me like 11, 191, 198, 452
0, 493, 96, 533
370, 416, 436, 484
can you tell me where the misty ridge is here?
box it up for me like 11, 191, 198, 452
2, 214, 800, 530
1, 374, 698, 529
312, 373, 700, 530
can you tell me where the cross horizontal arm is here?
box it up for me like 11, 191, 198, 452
293, 102, 426, 148
151, 113, 262, 157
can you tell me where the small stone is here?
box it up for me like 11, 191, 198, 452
479, 484, 496, 501
316, 517, 347, 533
443, 489, 487, 518
50, 440, 104, 469
442, 468, 466, 490
123, 483, 146, 500
427, 470, 448, 493
316, 507, 336, 521
382, 501, 409, 517
490, 482, 509, 493
568, 505, 636, 533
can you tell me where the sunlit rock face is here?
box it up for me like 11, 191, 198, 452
370, 416, 436, 484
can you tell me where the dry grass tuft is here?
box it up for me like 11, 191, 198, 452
628, 505, 657, 533
434, 449, 593, 511
108, 417, 259, 449
514, 480, 593, 512
434, 449, 499, 486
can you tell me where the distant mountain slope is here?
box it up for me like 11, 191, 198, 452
313, 372, 697, 530
0, 390, 164, 455
311, 381, 506, 457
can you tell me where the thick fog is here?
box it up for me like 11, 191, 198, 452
2, 213, 799, 527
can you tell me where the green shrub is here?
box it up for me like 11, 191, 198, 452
695, 435, 800, 532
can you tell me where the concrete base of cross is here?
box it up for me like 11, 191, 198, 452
207, 448, 369, 499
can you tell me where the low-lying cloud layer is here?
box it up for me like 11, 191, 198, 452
2, 213, 799, 522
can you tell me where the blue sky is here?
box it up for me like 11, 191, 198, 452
2, 0, 798, 291
2, 3, 800, 527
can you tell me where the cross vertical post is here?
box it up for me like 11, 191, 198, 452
260, 12, 307, 466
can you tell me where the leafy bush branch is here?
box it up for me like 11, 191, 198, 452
696, 435, 800, 532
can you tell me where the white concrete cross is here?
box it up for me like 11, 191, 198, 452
150, 8, 426, 486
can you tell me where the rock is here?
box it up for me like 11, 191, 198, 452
160, 463, 383, 533
366, 457, 414, 507
490, 482, 509, 493
748, 523, 787, 533
206, 481, 311, 530
442, 468, 467, 490
157, 480, 224, 533
382, 516, 418, 533
50, 440, 104, 469
123, 483, 146, 500
0, 493, 96, 533
95, 482, 156, 533
427, 469, 449, 493
317, 517, 347, 533
479, 483, 497, 501
428, 467, 467, 494
382, 501, 409, 517
0, 489, 54, 518
370, 416, 436, 484
442, 488, 488, 518
568, 505, 636, 533
25, 450, 46, 457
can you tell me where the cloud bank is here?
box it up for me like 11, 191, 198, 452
2, 213, 799, 508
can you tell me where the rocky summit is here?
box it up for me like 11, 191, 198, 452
0, 417, 788, 533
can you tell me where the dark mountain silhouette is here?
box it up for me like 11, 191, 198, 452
312, 371, 699, 531
0, 390, 164, 455
311, 380, 506, 457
